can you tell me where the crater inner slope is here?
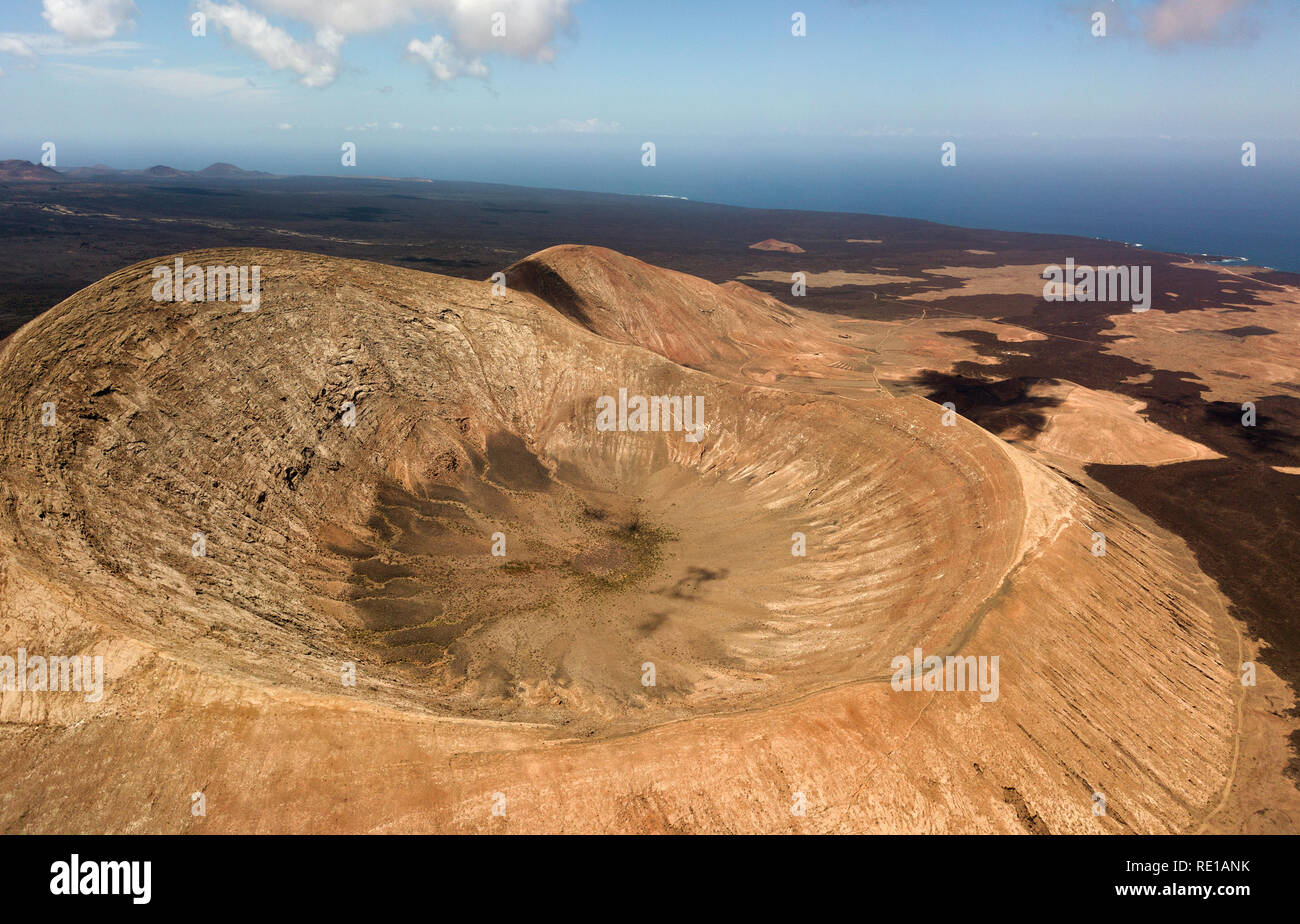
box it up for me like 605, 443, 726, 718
0, 248, 1023, 729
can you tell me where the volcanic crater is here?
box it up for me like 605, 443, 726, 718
0, 245, 1260, 832
0, 247, 1027, 731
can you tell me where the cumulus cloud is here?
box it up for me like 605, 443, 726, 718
251, 0, 573, 54
0, 36, 36, 77
1144, 0, 1257, 46
437, 0, 574, 61
198, 1, 343, 87
196, 0, 574, 86
404, 34, 488, 82
42, 0, 137, 42
0, 36, 37, 60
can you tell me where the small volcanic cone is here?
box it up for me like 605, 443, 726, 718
0, 159, 64, 182
749, 238, 805, 253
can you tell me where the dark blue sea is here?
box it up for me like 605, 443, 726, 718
373, 140, 1300, 274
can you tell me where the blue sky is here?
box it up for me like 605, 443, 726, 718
1, 0, 1297, 181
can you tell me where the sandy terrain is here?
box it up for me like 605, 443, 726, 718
979, 380, 1222, 465
737, 269, 926, 287
1102, 269, 1300, 405
899, 264, 1060, 301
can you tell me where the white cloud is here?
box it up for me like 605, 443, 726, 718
42, 0, 137, 42
277, 121, 293, 129
251, 0, 573, 53
195, 1, 574, 86
246, 0, 420, 34
0, 31, 142, 76
53, 62, 269, 100
343, 120, 405, 132
1145, 0, 1256, 46
198, 1, 343, 87
0, 36, 37, 75
404, 1, 574, 82
0, 36, 37, 59
10, 0, 578, 89
549, 117, 621, 134
849, 125, 916, 137
0, 32, 142, 55
437, 0, 573, 60
405, 33, 488, 82
432, 118, 619, 134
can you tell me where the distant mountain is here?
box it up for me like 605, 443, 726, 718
197, 162, 273, 178
749, 238, 805, 253
51, 161, 278, 180
0, 159, 66, 182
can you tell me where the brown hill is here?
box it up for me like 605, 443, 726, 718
505, 244, 863, 388
749, 238, 805, 253
198, 162, 273, 178
0, 159, 64, 182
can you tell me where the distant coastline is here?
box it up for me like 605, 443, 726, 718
3, 156, 1296, 275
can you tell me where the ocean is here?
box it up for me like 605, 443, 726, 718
372, 142, 1300, 274
137, 138, 1300, 274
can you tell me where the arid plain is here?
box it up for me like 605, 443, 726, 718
0, 170, 1297, 833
